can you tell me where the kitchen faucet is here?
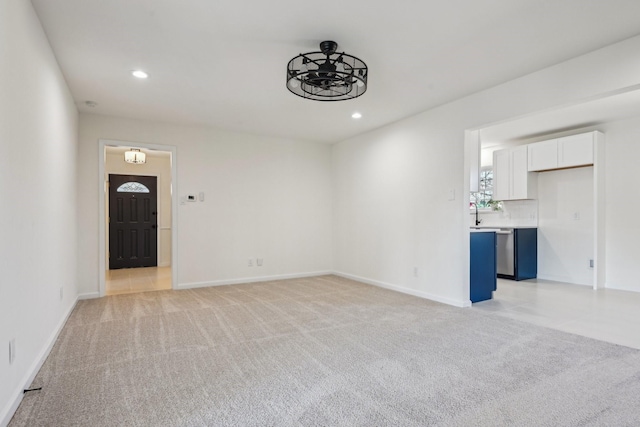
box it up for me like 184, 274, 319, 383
473, 202, 482, 226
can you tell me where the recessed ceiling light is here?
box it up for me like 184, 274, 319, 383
132, 70, 149, 79
352, 112, 362, 119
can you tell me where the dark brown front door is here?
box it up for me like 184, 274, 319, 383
108, 174, 158, 269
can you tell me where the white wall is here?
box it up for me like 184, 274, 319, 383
0, 1, 78, 424
332, 35, 640, 306
332, 110, 468, 306
600, 115, 640, 292
78, 114, 333, 294
537, 167, 594, 285
105, 151, 172, 266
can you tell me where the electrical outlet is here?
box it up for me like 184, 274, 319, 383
9, 339, 15, 364
573, 212, 580, 220
248, 258, 253, 267
257, 258, 263, 266
589, 259, 594, 268
413, 267, 419, 277
60, 286, 63, 300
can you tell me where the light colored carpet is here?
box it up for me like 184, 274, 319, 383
9, 275, 640, 426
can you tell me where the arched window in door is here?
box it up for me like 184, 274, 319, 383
116, 182, 150, 193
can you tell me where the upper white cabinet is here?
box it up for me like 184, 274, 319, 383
493, 149, 510, 201
527, 132, 594, 172
511, 146, 533, 200
528, 139, 558, 171
493, 145, 537, 200
491, 131, 600, 201
558, 133, 594, 168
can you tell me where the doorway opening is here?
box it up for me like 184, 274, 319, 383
98, 140, 178, 297
463, 87, 640, 299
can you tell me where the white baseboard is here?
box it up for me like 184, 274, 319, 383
536, 274, 592, 287
77, 292, 100, 300
1, 297, 79, 427
333, 271, 472, 308
602, 282, 640, 293
177, 271, 334, 290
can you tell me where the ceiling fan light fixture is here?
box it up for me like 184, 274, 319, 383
124, 148, 146, 164
286, 40, 368, 101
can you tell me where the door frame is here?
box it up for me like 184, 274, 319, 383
98, 139, 178, 297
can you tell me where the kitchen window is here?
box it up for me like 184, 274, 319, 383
470, 168, 493, 209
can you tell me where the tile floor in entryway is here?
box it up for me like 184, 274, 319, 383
473, 278, 640, 350
105, 266, 171, 296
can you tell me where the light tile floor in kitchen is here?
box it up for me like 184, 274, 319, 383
105, 266, 172, 296
474, 278, 640, 350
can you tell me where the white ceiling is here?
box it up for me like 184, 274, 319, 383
31, 0, 640, 144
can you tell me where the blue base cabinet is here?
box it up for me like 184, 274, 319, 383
514, 228, 537, 281
497, 228, 537, 281
470, 232, 497, 303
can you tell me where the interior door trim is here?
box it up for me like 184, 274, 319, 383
98, 139, 178, 297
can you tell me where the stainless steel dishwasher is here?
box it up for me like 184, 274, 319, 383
496, 229, 514, 277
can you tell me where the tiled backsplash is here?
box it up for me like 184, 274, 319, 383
470, 199, 538, 228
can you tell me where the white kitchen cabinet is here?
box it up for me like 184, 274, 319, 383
493, 145, 537, 201
511, 146, 533, 199
493, 149, 510, 201
528, 139, 558, 171
527, 132, 594, 172
558, 133, 593, 168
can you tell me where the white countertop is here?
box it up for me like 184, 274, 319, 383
470, 228, 501, 233
470, 226, 537, 230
